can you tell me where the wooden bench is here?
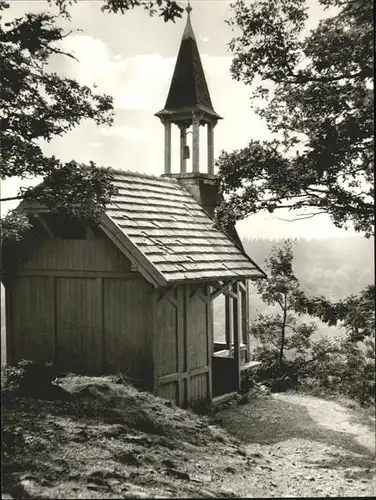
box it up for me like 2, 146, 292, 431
240, 360, 261, 372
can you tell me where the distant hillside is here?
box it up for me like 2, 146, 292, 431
243, 235, 374, 300
214, 235, 374, 342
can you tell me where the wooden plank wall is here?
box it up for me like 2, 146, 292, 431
10, 276, 54, 363
15, 238, 131, 273
6, 226, 217, 403
103, 278, 154, 384
154, 284, 212, 407
186, 286, 211, 405
154, 287, 181, 404
6, 230, 154, 386
56, 277, 102, 374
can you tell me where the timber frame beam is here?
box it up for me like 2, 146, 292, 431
157, 287, 177, 308
210, 280, 237, 301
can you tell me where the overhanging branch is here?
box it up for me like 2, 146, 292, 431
0, 195, 25, 202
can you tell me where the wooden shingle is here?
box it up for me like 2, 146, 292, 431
104, 170, 265, 285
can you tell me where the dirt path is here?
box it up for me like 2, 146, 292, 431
216, 392, 375, 497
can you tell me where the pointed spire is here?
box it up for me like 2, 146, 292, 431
155, 0, 222, 122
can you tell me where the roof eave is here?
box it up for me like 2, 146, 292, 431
100, 213, 169, 288
155, 106, 223, 121
161, 272, 267, 287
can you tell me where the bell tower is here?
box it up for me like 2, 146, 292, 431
155, 1, 222, 176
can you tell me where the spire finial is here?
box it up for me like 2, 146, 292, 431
182, 0, 195, 40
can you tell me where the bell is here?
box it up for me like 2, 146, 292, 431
183, 145, 190, 159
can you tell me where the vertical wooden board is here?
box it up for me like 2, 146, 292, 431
177, 286, 186, 406
190, 373, 208, 405
225, 295, 232, 348
127, 279, 154, 383
5, 284, 13, 365
177, 286, 185, 374
152, 289, 159, 393
157, 381, 178, 404
17, 236, 131, 272
206, 285, 213, 401
104, 279, 132, 377
156, 292, 178, 377
183, 286, 191, 406
245, 280, 251, 359
180, 378, 188, 409
103, 278, 128, 374
187, 287, 208, 370
56, 278, 102, 374
11, 277, 54, 363
232, 283, 241, 391
241, 281, 250, 361
103, 278, 153, 383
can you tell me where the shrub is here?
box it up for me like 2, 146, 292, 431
296, 336, 375, 405
252, 335, 375, 405
2, 359, 63, 397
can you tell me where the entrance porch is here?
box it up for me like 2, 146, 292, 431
210, 280, 260, 398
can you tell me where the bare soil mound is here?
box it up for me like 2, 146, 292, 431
2, 374, 248, 499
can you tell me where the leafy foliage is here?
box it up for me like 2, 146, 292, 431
0, 0, 183, 243
0, 210, 32, 243
296, 284, 375, 341
250, 239, 317, 371
44, 0, 183, 20
1, 359, 63, 397
216, 0, 373, 237
100, 0, 183, 22
251, 240, 375, 405
296, 335, 375, 405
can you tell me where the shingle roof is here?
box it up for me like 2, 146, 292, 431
155, 12, 222, 122
104, 170, 265, 286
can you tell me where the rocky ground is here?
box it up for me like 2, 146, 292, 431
2, 374, 375, 498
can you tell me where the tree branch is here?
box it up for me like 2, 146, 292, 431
0, 195, 25, 202
46, 44, 79, 61
60, 28, 82, 39
274, 211, 327, 222
282, 68, 372, 85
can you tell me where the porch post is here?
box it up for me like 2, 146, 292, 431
225, 295, 232, 351
241, 279, 250, 362
232, 282, 241, 391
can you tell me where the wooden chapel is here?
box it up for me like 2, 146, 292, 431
1, 3, 266, 407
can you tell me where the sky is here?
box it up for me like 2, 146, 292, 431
1, 0, 357, 240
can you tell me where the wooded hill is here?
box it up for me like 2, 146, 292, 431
213, 235, 374, 342
243, 236, 374, 301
